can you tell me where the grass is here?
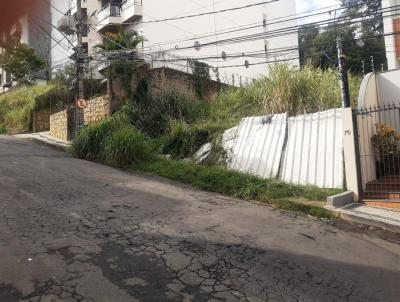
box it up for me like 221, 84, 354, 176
208, 63, 361, 127
133, 158, 342, 219
71, 63, 355, 219
0, 84, 53, 133
72, 116, 152, 167
0, 123, 6, 134
103, 126, 152, 166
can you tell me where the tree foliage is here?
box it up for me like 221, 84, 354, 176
0, 42, 45, 86
298, 0, 386, 74
189, 59, 211, 98
94, 26, 143, 97
51, 63, 77, 89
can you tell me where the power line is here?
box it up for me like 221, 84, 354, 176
96, 0, 279, 26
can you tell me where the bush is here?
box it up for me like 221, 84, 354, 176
103, 126, 151, 166
162, 121, 211, 159
0, 123, 6, 134
129, 84, 208, 137
72, 116, 124, 160
72, 115, 153, 166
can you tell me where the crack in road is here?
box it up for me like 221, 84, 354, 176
0, 136, 399, 302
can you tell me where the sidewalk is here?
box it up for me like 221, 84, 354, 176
14, 132, 71, 151
326, 203, 400, 234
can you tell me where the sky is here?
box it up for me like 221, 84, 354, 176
296, 0, 340, 12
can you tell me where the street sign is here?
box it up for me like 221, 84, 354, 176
76, 98, 87, 109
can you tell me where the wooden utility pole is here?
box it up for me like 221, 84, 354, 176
337, 37, 351, 108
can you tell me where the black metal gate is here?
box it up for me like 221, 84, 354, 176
355, 104, 400, 200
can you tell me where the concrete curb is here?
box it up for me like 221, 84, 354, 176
326, 204, 400, 234
327, 191, 354, 208
14, 133, 71, 152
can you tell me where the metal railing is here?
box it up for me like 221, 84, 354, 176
355, 103, 400, 198
98, 3, 122, 22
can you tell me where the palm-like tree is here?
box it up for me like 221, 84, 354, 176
95, 26, 144, 97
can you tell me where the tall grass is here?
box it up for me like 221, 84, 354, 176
103, 126, 152, 166
72, 116, 152, 166
72, 117, 124, 160
209, 63, 361, 124
0, 85, 53, 133
127, 84, 209, 137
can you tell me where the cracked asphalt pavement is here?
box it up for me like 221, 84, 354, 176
1, 136, 400, 302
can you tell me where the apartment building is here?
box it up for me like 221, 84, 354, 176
0, 3, 51, 92
60, 0, 298, 83
383, 0, 400, 70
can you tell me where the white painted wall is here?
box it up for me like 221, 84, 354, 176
141, 0, 299, 84
51, 0, 72, 71
383, 0, 400, 70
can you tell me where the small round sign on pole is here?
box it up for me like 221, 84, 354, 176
76, 98, 87, 109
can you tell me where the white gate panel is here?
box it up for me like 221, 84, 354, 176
224, 114, 287, 179
280, 109, 344, 189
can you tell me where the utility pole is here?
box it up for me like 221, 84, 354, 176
337, 37, 351, 108
75, 0, 85, 134
263, 13, 268, 63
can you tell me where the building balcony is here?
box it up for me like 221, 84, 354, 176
70, 0, 88, 16
97, 3, 122, 32
121, 0, 143, 23
97, 1, 143, 31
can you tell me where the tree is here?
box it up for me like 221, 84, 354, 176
51, 63, 77, 89
298, 24, 320, 67
94, 26, 143, 97
0, 42, 45, 86
298, 0, 387, 74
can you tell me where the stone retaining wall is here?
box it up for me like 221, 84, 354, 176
83, 96, 111, 124
32, 108, 51, 132
50, 109, 74, 141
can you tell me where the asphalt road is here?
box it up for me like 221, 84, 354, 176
0, 135, 400, 302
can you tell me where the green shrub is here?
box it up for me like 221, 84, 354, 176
162, 121, 211, 159
72, 116, 124, 160
0, 123, 6, 134
129, 85, 208, 137
103, 126, 151, 166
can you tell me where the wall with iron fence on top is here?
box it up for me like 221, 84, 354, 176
355, 103, 400, 192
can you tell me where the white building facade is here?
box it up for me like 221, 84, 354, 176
383, 0, 400, 70
59, 0, 299, 84
0, 4, 51, 93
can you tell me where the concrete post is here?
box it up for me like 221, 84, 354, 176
342, 107, 361, 201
